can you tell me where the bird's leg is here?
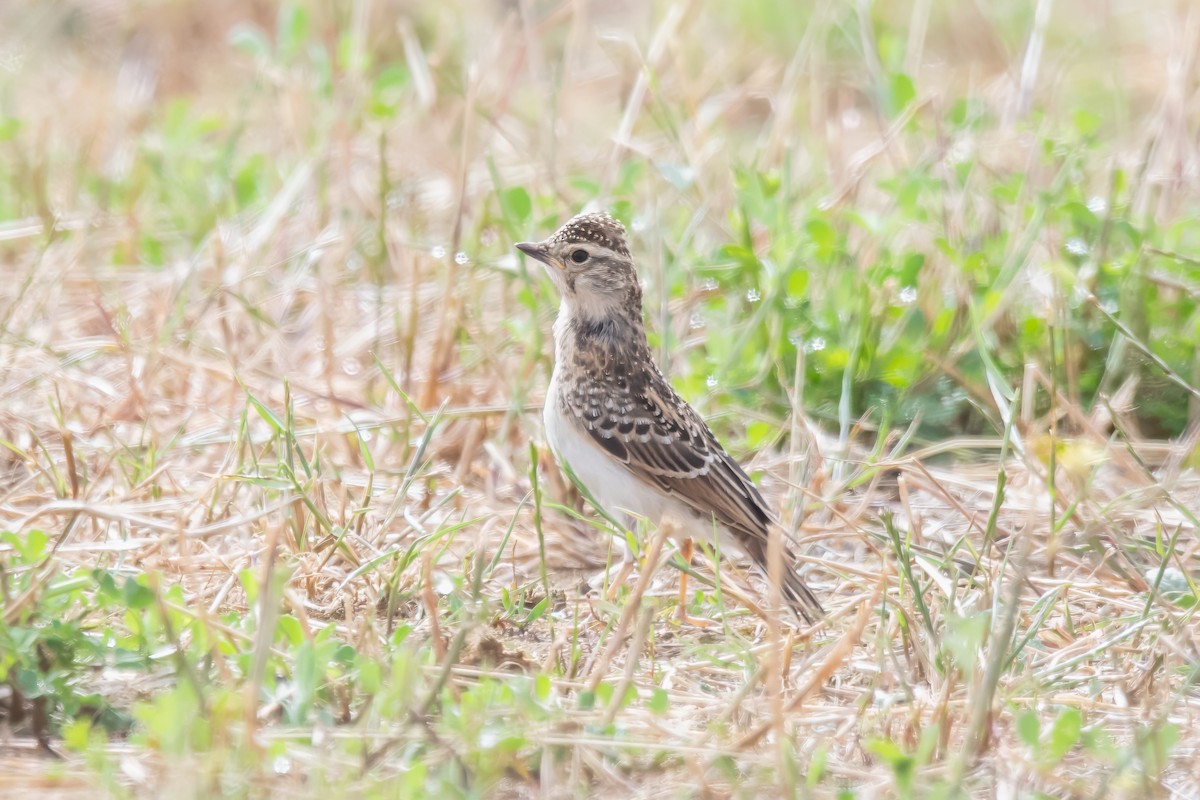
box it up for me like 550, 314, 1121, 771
673, 534, 720, 627
676, 537, 694, 621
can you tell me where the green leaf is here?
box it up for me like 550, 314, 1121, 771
786, 269, 809, 300
946, 98, 986, 129
245, 390, 284, 434
806, 218, 837, 261
239, 568, 260, 605
356, 661, 382, 697
746, 420, 774, 449
390, 625, 412, 647
899, 252, 924, 285
276, 615, 304, 646
1073, 109, 1100, 138
1043, 707, 1082, 764
807, 743, 828, 786
356, 428, 376, 470
885, 72, 916, 117
0, 117, 22, 142
719, 243, 761, 271
867, 737, 905, 763
234, 154, 265, 208
26, 532, 48, 563
140, 235, 164, 267
62, 719, 93, 752
502, 186, 532, 223
535, 673, 551, 702
516, 285, 537, 311
523, 596, 549, 625
4, 529, 48, 562
648, 687, 669, 715
370, 65, 410, 118
122, 577, 155, 609
1017, 709, 1040, 747
290, 641, 318, 723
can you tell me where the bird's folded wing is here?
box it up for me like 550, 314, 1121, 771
567, 372, 774, 541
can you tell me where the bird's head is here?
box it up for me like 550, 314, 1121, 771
516, 212, 641, 321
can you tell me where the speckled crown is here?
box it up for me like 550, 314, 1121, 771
548, 212, 629, 257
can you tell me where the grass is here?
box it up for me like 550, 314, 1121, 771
1, 0, 1199, 797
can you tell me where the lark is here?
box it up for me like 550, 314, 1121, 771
516, 211, 823, 624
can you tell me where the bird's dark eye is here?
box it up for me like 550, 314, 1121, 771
571, 249, 589, 264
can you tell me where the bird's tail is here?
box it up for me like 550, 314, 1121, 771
780, 566, 824, 626
745, 537, 824, 625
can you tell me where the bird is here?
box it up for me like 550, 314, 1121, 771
515, 210, 824, 625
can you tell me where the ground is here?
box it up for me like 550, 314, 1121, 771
1, 1, 1199, 797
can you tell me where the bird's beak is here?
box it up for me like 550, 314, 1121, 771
515, 241, 558, 268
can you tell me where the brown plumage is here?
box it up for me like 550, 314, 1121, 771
516, 211, 823, 624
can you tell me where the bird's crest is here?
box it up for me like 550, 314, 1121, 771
548, 212, 630, 257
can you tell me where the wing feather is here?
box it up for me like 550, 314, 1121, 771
566, 364, 775, 540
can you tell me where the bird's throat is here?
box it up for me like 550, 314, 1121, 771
554, 302, 651, 379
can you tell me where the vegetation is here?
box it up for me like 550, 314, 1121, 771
1, 0, 1198, 796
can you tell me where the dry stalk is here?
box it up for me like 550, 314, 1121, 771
601, 604, 655, 727
584, 520, 673, 694
421, 552, 447, 661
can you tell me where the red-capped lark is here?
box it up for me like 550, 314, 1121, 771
516, 211, 824, 625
